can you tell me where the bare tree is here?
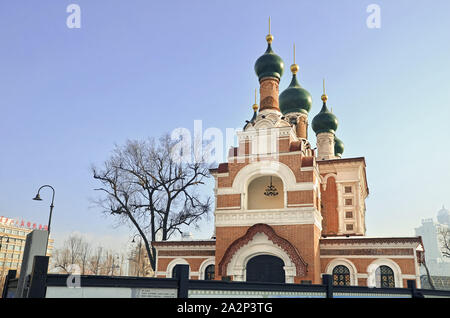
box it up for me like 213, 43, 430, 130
51, 235, 126, 276
421, 257, 436, 290
89, 247, 103, 275
91, 134, 212, 270
78, 241, 91, 275
438, 227, 450, 258
52, 234, 85, 273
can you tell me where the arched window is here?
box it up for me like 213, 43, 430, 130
204, 265, 215, 280
247, 176, 284, 210
332, 265, 351, 286
376, 265, 395, 288
172, 264, 189, 279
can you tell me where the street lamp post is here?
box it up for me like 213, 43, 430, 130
32, 185, 55, 250
131, 234, 142, 277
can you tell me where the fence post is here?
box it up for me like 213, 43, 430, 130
407, 279, 423, 298
2, 270, 17, 299
175, 264, 189, 298
27, 256, 49, 298
322, 274, 334, 298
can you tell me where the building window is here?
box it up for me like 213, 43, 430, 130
172, 264, 189, 278
345, 211, 353, 219
205, 265, 215, 280
345, 198, 353, 206
344, 186, 352, 193
345, 224, 354, 231
332, 265, 351, 286
376, 265, 395, 288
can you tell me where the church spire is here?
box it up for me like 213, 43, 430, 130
254, 18, 284, 113
312, 79, 340, 160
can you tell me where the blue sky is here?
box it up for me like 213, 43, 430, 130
1, 0, 449, 250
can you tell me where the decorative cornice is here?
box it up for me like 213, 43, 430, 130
320, 237, 422, 246
215, 207, 322, 229
152, 240, 216, 248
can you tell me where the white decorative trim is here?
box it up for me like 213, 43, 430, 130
216, 182, 315, 195
320, 255, 415, 259
215, 207, 322, 229
366, 258, 403, 288
228, 150, 303, 162
165, 258, 190, 278
232, 161, 298, 194
157, 270, 199, 277
320, 243, 420, 249
226, 232, 296, 283
216, 206, 241, 210
154, 245, 215, 251
324, 258, 358, 286
157, 256, 213, 259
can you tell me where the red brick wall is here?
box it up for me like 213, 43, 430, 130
215, 224, 322, 283
320, 257, 417, 286
156, 257, 211, 279
321, 176, 339, 235
287, 190, 314, 205
216, 194, 241, 208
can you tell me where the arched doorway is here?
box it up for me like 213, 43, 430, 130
246, 255, 285, 283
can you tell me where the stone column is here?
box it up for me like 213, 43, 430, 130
316, 132, 336, 160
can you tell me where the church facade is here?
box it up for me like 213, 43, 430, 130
152, 30, 424, 288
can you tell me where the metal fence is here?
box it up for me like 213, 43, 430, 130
2, 256, 450, 298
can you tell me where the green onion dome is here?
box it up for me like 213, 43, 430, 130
334, 136, 344, 157
254, 35, 284, 81
311, 95, 338, 135
279, 69, 312, 115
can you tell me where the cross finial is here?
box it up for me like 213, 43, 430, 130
290, 43, 299, 74
266, 17, 273, 44
252, 88, 258, 112
321, 78, 328, 102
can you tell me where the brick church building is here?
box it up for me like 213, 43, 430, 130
152, 29, 424, 288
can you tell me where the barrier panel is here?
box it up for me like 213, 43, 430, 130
2, 261, 450, 298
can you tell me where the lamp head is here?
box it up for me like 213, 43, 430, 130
32, 193, 42, 201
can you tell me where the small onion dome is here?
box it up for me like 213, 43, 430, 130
311, 94, 338, 135
279, 65, 312, 115
254, 35, 284, 81
244, 103, 258, 129
334, 136, 344, 157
